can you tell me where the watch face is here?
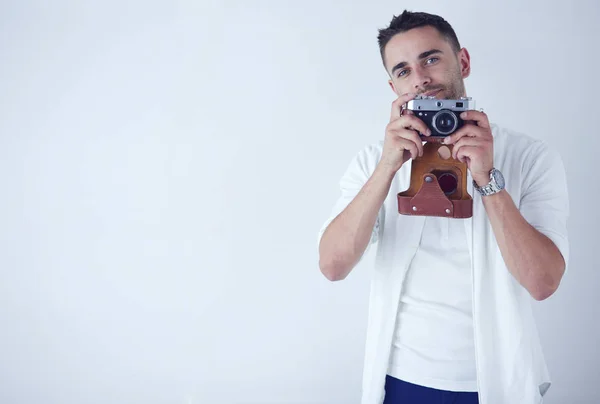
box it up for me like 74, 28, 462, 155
492, 169, 505, 189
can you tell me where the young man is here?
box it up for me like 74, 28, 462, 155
317, 10, 569, 404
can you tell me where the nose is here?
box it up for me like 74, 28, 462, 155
412, 66, 431, 92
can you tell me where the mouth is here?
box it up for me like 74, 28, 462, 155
423, 89, 443, 97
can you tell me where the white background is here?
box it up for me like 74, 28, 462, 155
0, 0, 598, 403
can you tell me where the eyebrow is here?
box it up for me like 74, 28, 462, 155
390, 49, 443, 76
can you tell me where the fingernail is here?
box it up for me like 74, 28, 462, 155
427, 129, 432, 136
443, 137, 450, 144
460, 112, 467, 119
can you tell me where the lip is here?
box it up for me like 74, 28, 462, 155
423, 89, 442, 97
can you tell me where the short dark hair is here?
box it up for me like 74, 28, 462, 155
377, 10, 461, 69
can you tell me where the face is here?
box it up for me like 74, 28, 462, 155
384, 25, 471, 100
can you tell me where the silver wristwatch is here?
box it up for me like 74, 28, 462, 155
473, 168, 505, 196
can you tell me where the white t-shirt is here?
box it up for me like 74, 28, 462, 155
387, 216, 478, 392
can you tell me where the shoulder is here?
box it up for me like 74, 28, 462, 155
358, 140, 384, 159
349, 140, 384, 173
491, 123, 565, 189
491, 123, 556, 163
491, 123, 541, 152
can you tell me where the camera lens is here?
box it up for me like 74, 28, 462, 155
432, 110, 458, 135
437, 172, 458, 196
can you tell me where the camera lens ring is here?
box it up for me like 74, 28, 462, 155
437, 171, 458, 196
432, 110, 458, 135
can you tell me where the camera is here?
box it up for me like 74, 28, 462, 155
397, 95, 477, 218
405, 95, 476, 139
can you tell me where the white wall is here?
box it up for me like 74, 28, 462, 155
0, 1, 598, 403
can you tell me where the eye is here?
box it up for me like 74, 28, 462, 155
426, 57, 439, 65
397, 69, 409, 78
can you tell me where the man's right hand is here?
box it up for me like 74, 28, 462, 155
379, 92, 431, 174
319, 95, 430, 281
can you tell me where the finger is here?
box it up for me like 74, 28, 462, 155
460, 110, 490, 129
388, 128, 423, 157
397, 138, 420, 160
451, 137, 483, 160
390, 92, 417, 120
456, 145, 478, 164
389, 114, 431, 137
398, 130, 424, 157
443, 123, 482, 145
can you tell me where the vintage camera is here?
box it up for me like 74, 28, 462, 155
405, 95, 475, 140
397, 95, 477, 218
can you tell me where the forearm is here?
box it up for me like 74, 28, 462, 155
481, 189, 565, 300
319, 163, 396, 281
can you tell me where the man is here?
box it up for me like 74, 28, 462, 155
317, 10, 569, 404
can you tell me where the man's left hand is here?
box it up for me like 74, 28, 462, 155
443, 110, 494, 187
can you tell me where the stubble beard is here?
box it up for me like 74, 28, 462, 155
443, 64, 466, 99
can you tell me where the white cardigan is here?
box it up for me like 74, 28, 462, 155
318, 124, 570, 404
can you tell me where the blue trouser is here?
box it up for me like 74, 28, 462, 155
383, 375, 480, 404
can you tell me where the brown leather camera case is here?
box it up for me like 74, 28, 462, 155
397, 142, 473, 218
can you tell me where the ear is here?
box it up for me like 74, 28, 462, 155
388, 79, 399, 95
458, 48, 471, 79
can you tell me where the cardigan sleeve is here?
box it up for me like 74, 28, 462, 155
317, 144, 383, 264
519, 140, 570, 274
